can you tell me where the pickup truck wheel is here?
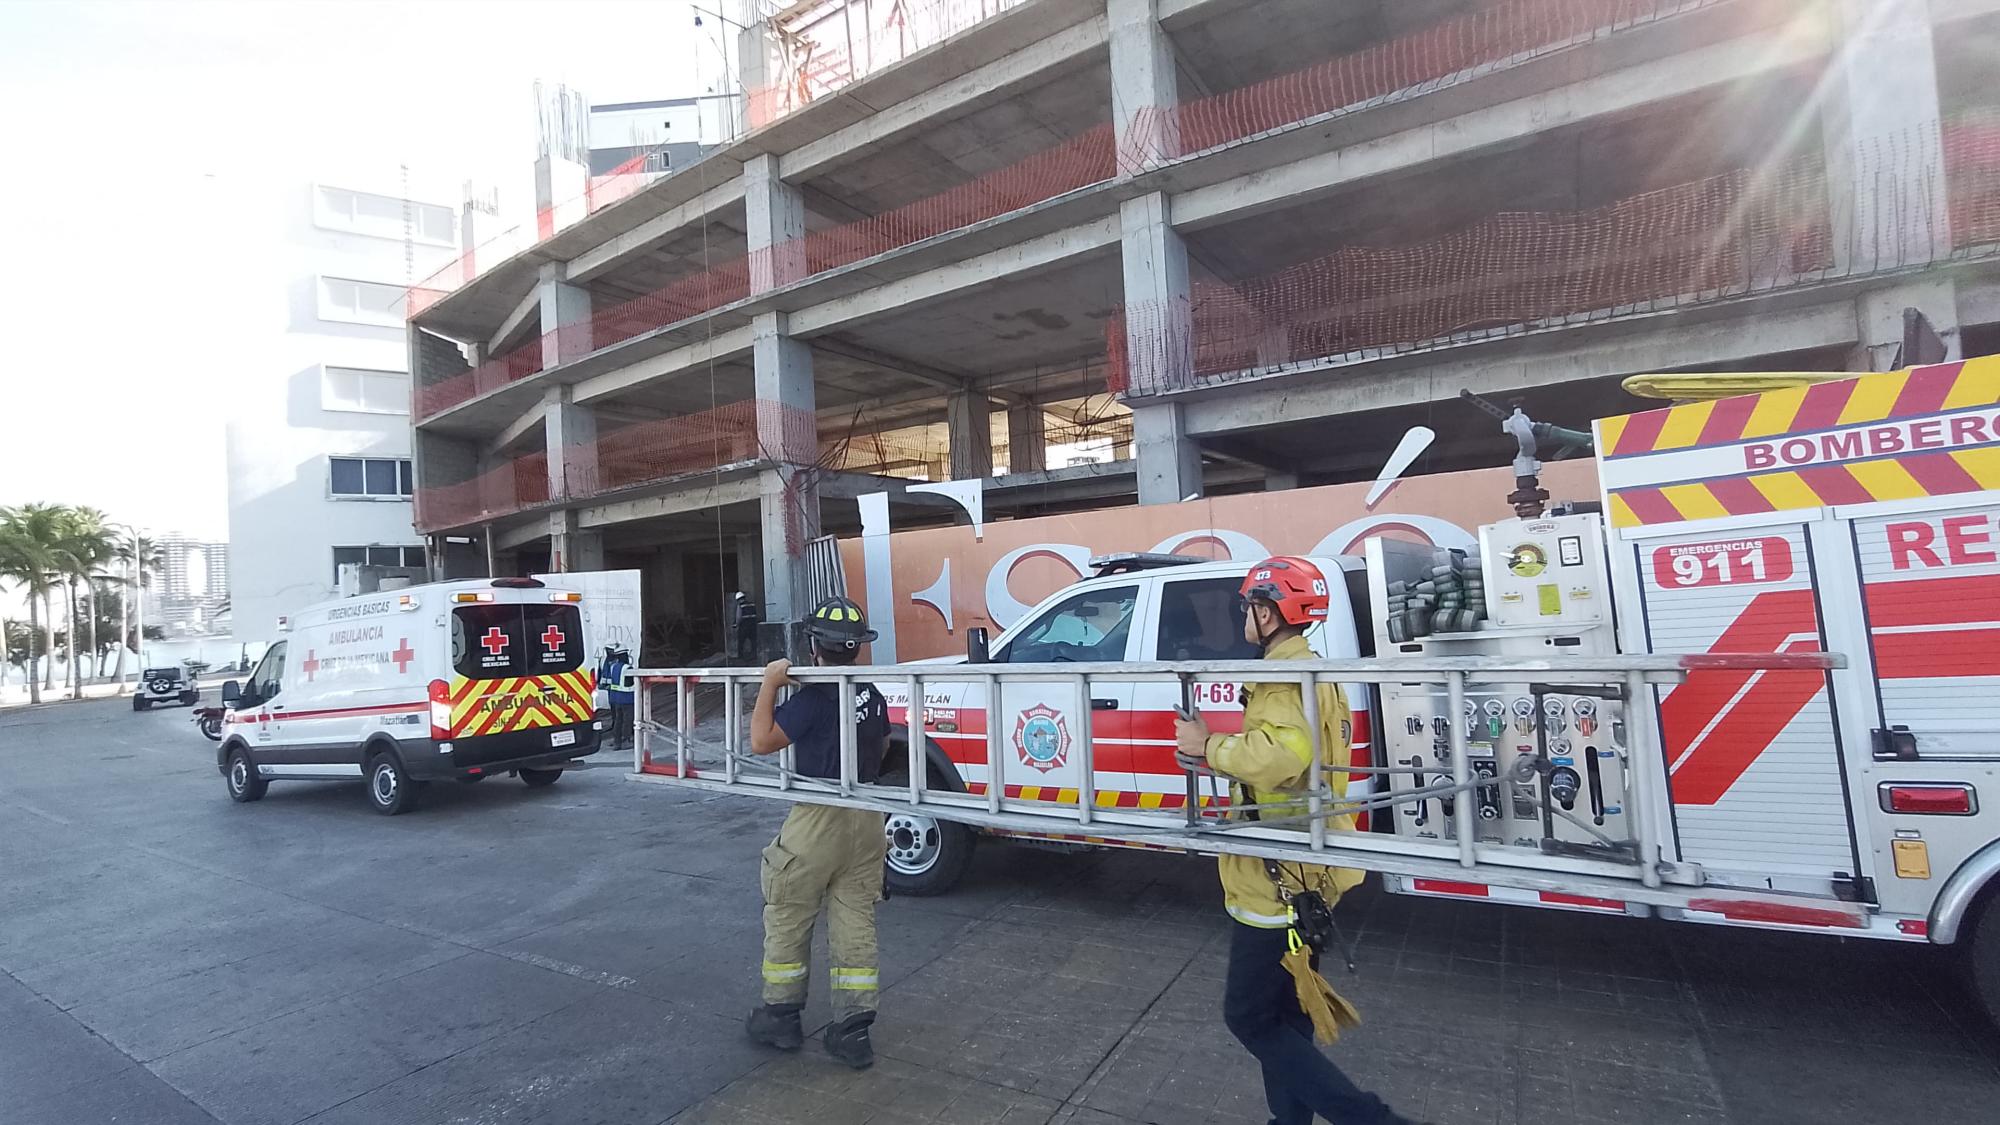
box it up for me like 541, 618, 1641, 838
877, 773, 975, 896
226, 749, 267, 803
520, 768, 562, 788
367, 752, 419, 815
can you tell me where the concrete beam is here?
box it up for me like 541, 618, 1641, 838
571, 324, 755, 404
780, 15, 1109, 182
496, 517, 553, 552
484, 400, 548, 456
566, 178, 746, 284
488, 285, 543, 355
578, 471, 763, 529
811, 337, 970, 390
1156, 0, 1259, 31
788, 214, 1121, 336
1182, 297, 1862, 436
1172, 27, 1831, 231
1960, 274, 2000, 327
1933, 0, 2000, 20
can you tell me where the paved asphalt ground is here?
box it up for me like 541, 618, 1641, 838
6, 697, 2000, 1125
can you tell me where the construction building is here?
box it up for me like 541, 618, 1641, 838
406, 0, 2000, 662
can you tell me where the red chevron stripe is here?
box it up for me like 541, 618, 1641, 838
1888, 360, 1963, 421
1792, 379, 1859, 432
1611, 406, 1671, 455
1696, 392, 1760, 447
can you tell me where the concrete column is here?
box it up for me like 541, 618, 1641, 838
736, 10, 782, 133
1008, 401, 1047, 474
538, 262, 594, 368
1133, 402, 1202, 505
1108, 0, 1179, 170
753, 312, 820, 627
1852, 277, 1961, 371
1820, 0, 1952, 274
1120, 192, 1193, 397
544, 386, 599, 499
534, 151, 589, 240
548, 510, 604, 573
734, 533, 763, 608
745, 154, 807, 293
947, 390, 994, 479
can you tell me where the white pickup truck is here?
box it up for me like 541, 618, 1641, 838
876, 552, 1376, 895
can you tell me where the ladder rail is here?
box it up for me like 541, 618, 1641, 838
629, 653, 1845, 909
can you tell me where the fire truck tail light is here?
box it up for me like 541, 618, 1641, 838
428, 679, 453, 740
1878, 783, 1976, 815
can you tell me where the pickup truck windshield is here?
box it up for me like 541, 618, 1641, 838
1004, 584, 1137, 662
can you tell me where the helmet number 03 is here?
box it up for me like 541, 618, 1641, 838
1310, 579, 1327, 596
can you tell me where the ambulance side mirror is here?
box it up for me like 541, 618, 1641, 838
966, 627, 991, 664
221, 680, 242, 704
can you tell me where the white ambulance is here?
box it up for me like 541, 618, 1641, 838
217, 577, 601, 814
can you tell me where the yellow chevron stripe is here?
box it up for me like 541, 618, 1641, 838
1659, 483, 1729, 522
1835, 369, 1907, 426
1607, 492, 1641, 529
1138, 792, 1165, 809
1954, 447, 2000, 489
1943, 356, 2000, 410
1742, 384, 1811, 440
1653, 400, 1715, 450
1596, 414, 1631, 455
1845, 457, 1929, 502
1748, 471, 1823, 512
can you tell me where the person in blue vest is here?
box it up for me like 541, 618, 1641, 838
597, 644, 634, 751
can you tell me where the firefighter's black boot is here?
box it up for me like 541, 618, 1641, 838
824, 1011, 876, 1069
745, 1003, 804, 1050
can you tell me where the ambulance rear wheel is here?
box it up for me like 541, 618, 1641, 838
367, 752, 419, 816
226, 749, 266, 803
520, 768, 562, 788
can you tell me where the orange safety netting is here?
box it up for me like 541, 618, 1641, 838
1122, 0, 1729, 171
1108, 116, 2000, 396
747, 0, 1029, 130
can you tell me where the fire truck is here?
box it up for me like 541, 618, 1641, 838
630, 355, 2000, 1022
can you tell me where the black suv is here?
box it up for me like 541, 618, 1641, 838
134, 666, 199, 711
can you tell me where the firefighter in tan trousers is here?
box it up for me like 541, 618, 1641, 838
1176, 557, 1429, 1125
744, 596, 891, 1069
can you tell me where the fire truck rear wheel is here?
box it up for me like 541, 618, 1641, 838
1966, 890, 2000, 1026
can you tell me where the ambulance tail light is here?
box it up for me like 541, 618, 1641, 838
452, 592, 493, 603
428, 679, 453, 740
549, 591, 581, 602
1879, 783, 1976, 815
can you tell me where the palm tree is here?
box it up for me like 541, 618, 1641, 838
55, 508, 114, 694
0, 504, 68, 705
111, 532, 162, 683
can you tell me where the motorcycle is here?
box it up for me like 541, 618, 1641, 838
193, 706, 225, 741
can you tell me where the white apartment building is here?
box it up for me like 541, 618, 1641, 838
227, 171, 463, 645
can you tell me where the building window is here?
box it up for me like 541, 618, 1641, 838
321, 366, 410, 415
332, 545, 427, 583
318, 276, 407, 327
316, 186, 455, 245
329, 457, 414, 499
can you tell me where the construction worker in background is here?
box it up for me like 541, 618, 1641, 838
597, 644, 635, 751
1175, 557, 1429, 1125
744, 596, 891, 1069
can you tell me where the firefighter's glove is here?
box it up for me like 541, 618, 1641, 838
1282, 929, 1361, 1045
1173, 715, 1210, 761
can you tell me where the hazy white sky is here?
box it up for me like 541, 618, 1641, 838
0, 0, 727, 539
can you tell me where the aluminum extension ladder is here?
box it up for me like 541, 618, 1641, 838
625, 653, 1843, 914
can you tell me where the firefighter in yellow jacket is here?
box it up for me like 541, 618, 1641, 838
744, 596, 890, 1069
1176, 557, 1427, 1125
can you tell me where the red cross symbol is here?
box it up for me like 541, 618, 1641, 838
391, 639, 415, 673
480, 627, 510, 656
301, 650, 320, 681
540, 624, 566, 651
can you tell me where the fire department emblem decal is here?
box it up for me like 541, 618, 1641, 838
1013, 704, 1071, 774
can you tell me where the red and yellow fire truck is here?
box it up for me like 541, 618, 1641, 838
633, 355, 2000, 1021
